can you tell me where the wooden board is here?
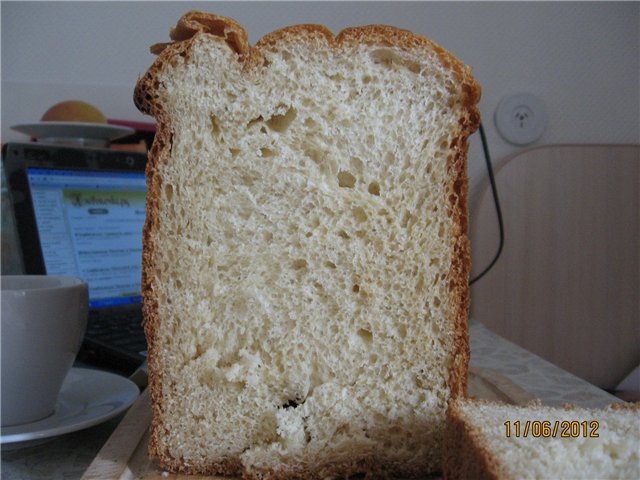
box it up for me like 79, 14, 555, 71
470, 144, 639, 390
81, 367, 534, 479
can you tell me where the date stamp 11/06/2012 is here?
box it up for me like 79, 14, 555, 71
504, 420, 600, 438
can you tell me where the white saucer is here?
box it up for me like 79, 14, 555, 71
11, 121, 134, 145
1, 368, 139, 447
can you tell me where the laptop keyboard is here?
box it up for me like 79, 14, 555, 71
78, 309, 148, 375
85, 310, 147, 356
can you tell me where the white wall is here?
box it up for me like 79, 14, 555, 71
2, 1, 639, 204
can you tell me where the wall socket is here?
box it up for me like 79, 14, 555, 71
495, 93, 548, 145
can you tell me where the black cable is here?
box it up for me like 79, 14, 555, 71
469, 123, 504, 285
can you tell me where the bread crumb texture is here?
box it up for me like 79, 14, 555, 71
137, 11, 479, 478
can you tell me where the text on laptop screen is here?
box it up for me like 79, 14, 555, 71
26, 168, 146, 308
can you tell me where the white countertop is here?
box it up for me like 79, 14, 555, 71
469, 320, 621, 408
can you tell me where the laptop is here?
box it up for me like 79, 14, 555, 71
2, 142, 148, 374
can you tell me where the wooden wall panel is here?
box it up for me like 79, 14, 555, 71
470, 145, 639, 390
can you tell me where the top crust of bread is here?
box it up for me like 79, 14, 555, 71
136, 11, 480, 116
135, 11, 480, 478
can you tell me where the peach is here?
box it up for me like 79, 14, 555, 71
41, 100, 106, 123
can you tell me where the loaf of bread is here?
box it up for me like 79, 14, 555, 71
444, 398, 640, 479
135, 11, 480, 478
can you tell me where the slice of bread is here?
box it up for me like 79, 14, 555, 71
444, 398, 640, 479
135, 11, 480, 478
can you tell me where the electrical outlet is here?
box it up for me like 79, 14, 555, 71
495, 93, 547, 145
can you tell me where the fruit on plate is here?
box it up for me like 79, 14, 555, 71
41, 100, 106, 123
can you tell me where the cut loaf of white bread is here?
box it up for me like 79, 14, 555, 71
444, 398, 640, 479
135, 11, 480, 478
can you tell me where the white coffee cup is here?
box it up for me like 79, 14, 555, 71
1, 275, 88, 427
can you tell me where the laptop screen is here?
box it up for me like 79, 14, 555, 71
26, 167, 146, 308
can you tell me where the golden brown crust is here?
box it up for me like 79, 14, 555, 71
156, 451, 433, 479
135, 10, 480, 477
444, 101, 477, 402
243, 458, 433, 480
150, 10, 249, 55
154, 441, 442, 477
157, 455, 243, 477
610, 401, 640, 411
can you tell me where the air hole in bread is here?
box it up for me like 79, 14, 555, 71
398, 324, 407, 338
266, 106, 297, 133
368, 182, 380, 196
247, 116, 264, 128
164, 183, 174, 201
229, 148, 240, 157
385, 151, 396, 165
305, 148, 323, 165
291, 259, 307, 270
211, 115, 221, 135
325, 261, 336, 269
282, 399, 300, 409
350, 157, 364, 173
357, 328, 373, 344
338, 230, 350, 240
352, 284, 360, 293
366, 134, 375, 147
337, 170, 356, 188
400, 210, 413, 229
280, 50, 292, 61
370, 48, 421, 74
352, 207, 367, 222
239, 174, 256, 187
260, 147, 275, 157
426, 162, 434, 175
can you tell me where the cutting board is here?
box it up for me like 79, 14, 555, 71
81, 367, 533, 479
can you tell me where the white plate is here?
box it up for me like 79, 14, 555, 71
0, 368, 139, 446
11, 121, 134, 144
